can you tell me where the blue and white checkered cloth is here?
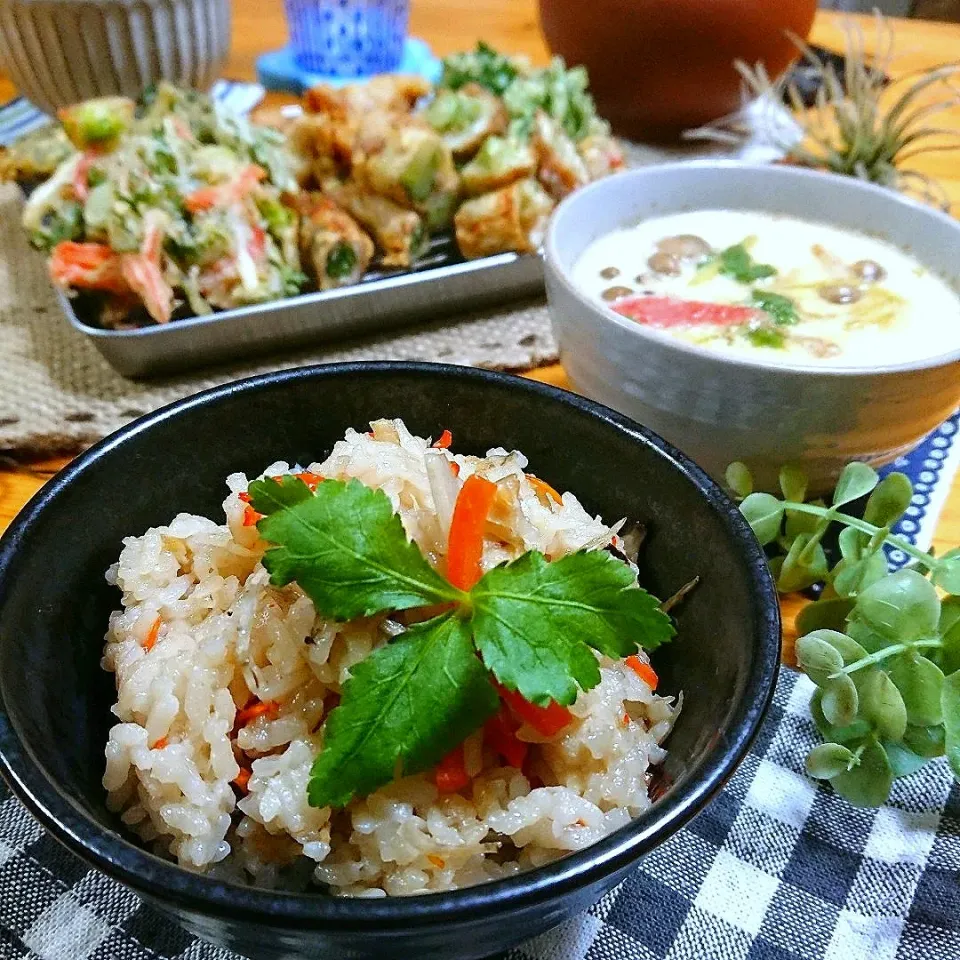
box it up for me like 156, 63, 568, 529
0, 82, 957, 960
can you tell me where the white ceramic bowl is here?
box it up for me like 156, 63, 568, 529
0, 0, 230, 115
544, 161, 960, 491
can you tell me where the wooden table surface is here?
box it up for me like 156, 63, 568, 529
1, 3, 959, 650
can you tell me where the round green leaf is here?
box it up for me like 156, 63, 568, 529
784, 506, 821, 540
942, 669, 960, 781
804, 628, 868, 665
806, 742, 855, 780
832, 551, 890, 600
796, 633, 844, 684
779, 464, 808, 504
830, 738, 893, 807
858, 668, 908, 741
832, 462, 880, 508
939, 597, 960, 677
739, 492, 784, 546
811, 689, 872, 743
838, 526, 865, 561
887, 652, 944, 726
852, 568, 941, 642
864, 472, 913, 528
903, 722, 946, 758
778, 535, 829, 593
882, 740, 928, 779
821, 673, 859, 727
845, 619, 889, 655
796, 598, 855, 638
933, 548, 960, 595
725, 461, 754, 499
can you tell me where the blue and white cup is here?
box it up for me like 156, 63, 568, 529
285, 0, 410, 76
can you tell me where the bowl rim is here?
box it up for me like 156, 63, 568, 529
544, 160, 960, 377
0, 360, 780, 929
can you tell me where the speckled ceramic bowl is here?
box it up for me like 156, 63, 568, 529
0, 0, 230, 114
544, 162, 960, 492
0, 362, 779, 960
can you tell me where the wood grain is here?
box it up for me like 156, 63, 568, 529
1, 5, 959, 661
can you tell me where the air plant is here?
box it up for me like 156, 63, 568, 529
684, 14, 960, 211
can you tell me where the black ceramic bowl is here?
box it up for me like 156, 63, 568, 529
0, 362, 779, 960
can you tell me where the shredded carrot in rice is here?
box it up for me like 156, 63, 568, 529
526, 475, 562, 506
236, 699, 280, 727
143, 617, 162, 651
626, 656, 658, 690
432, 429, 453, 449
233, 767, 252, 792
151, 736, 168, 750
238, 491, 251, 503
242, 504, 262, 526
427, 854, 446, 868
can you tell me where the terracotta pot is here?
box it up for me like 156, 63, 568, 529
538, 0, 817, 140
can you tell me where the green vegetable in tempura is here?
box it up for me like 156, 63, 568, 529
460, 135, 537, 195
59, 96, 135, 151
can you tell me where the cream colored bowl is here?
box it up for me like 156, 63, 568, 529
0, 0, 230, 115
544, 162, 960, 492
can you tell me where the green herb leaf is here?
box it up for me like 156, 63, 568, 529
858, 668, 907, 741
850, 569, 941, 643
740, 492, 784, 546
832, 462, 879, 507
725, 461, 753, 499
863, 472, 913, 528
838, 526, 865, 561
832, 550, 889, 599
796, 630, 845, 684
938, 597, 960, 676
811, 689, 872, 744
752, 289, 799, 326
745, 326, 787, 349
821, 672, 859, 727
932, 547, 960, 594
307, 615, 499, 808
830, 738, 893, 807
941, 669, 960, 780
902, 722, 946, 758
886, 652, 944, 726
257, 478, 462, 620
778, 533, 829, 593
470, 550, 674, 706
882, 740, 928, 778
247, 475, 314, 515
796, 597, 855, 636
806, 742, 856, 780
717, 243, 777, 283
779, 465, 808, 503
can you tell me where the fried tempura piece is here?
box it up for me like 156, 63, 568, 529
453, 178, 555, 259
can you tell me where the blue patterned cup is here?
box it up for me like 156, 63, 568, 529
284, 0, 410, 76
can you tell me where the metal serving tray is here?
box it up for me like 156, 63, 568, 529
60, 233, 545, 378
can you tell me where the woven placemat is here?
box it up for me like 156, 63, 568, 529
0, 184, 565, 458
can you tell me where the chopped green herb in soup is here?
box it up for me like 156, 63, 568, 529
573, 210, 960, 366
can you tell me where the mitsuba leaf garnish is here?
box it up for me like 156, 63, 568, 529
248, 475, 314, 515
307, 615, 498, 808
471, 551, 674, 707
250, 476, 674, 807
255, 478, 462, 621
727, 459, 960, 808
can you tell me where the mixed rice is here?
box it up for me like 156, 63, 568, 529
101, 419, 679, 896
